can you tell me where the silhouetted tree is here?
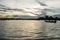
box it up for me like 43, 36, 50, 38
45, 15, 49, 19
49, 16, 53, 19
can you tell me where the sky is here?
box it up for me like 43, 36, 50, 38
0, 0, 60, 16
0, 0, 40, 8
0, 0, 60, 8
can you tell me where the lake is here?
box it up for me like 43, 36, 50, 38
0, 20, 60, 40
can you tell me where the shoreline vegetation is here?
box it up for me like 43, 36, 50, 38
0, 15, 59, 23
0, 15, 59, 20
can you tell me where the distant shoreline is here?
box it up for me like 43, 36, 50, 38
0, 18, 60, 20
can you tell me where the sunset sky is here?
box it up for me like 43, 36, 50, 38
0, 0, 60, 16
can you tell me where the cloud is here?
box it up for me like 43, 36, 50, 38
0, 0, 41, 9
0, 0, 60, 17
0, 0, 60, 8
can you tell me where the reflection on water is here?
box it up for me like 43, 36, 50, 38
0, 20, 60, 39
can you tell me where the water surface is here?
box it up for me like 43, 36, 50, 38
0, 20, 60, 39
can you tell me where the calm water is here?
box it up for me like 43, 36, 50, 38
0, 20, 60, 40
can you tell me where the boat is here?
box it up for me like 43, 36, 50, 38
45, 20, 57, 23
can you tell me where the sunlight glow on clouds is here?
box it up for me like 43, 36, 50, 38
0, 0, 60, 16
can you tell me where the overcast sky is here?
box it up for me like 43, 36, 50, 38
0, 0, 60, 9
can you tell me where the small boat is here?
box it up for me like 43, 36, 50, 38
45, 20, 57, 23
